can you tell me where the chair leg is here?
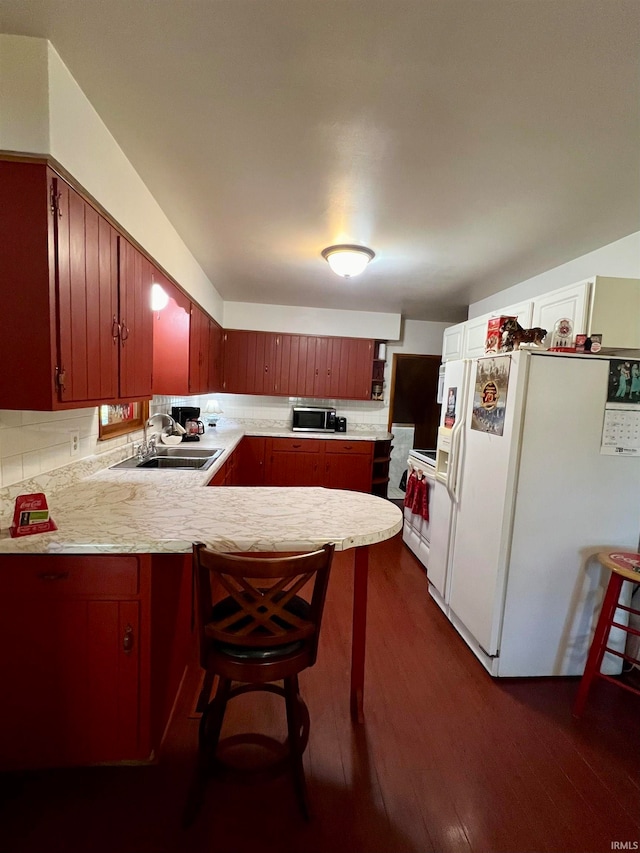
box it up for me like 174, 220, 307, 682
200, 676, 232, 763
573, 573, 624, 718
182, 675, 232, 828
284, 675, 310, 820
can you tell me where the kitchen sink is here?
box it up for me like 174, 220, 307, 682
110, 446, 224, 471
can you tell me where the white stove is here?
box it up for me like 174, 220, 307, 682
409, 448, 436, 467
402, 448, 436, 571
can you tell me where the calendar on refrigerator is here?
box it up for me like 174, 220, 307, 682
601, 405, 640, 456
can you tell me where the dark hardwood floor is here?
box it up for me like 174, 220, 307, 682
1, 533, 638, 853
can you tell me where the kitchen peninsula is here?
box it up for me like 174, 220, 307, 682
0, 424, 402, 771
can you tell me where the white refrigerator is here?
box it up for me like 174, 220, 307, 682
428, 349, 640, 677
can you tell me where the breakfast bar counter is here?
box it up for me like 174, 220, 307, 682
0, 467, 402, 766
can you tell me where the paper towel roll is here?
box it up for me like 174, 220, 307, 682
378, 342, 386, 360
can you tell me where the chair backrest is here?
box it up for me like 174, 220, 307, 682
193, 543, 335, 667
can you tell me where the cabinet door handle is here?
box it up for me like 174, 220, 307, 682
37, 571, 69, 582
120, 322, 129, 344
123, 624, 134, 654
292, 443, 302, 448
112, 315, 121, 343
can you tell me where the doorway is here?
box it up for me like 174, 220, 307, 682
387, 354, 442, 498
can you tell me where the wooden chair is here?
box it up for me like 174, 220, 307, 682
183, 542, 335, 825
573, 551, 640, 718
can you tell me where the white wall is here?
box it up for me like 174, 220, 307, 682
224, 302, 401, 340
386, 319, 448, 357
0, 35, 49, 153
0, 35, 223, 322
468, 231, 640, 319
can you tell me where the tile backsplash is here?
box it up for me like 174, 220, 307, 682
0, 393, 390, 490
0, 407, 144, 489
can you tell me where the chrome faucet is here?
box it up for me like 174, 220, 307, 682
139, 412, 177, 458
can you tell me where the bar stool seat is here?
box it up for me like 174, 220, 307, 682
573, 551, 640, 718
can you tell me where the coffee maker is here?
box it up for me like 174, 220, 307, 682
171, 406, 205, 442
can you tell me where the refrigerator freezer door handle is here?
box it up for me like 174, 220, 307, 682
447, 418, 463, 502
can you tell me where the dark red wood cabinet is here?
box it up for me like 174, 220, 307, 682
0, 553, 193, 772
235, 436, 266, 485
323, 440, 374, 492
153, 285, 223, 396
0, 160, 153, 409
264, 438, 324, 486
118, 237, 154, 400
222, 330, 374, 401
190, 304, 223, 395
222, 330, 278, 395
211, 437, 375, 491
152, 275, 191, 395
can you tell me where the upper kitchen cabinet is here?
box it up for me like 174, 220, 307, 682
208, 318, 224, 393
584, 276, 640, 348
118, 237, 153, 400
0, 160, 153, 410
536, 275, 640, 348
190, 305, 223, 395
312, 336, 374, 400
441, 322, 466, 361
222, 330, 374, 400
463, 301, 533, 359
153, 282, 223, 396
531, 280, 589, 341
222, 330, 278, 395
152, 276, 191, 395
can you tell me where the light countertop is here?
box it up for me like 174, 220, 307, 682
0, 425, 401, 555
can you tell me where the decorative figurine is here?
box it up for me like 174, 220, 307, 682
499, 318, 548, 351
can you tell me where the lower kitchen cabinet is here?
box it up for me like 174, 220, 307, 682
265, 438, 324, 486
0, 553, 193, 771
207, 448, 239, 486
235, 436, 266, 485
210, 436, 380, 490
324, 440, 374, 492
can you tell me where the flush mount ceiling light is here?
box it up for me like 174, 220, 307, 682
321, 244, 375, 278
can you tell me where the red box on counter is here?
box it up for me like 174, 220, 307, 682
10, 492, 57, 538
485, 316, 517, 354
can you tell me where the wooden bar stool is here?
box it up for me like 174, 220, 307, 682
573, 551, 640, 718
183, 542, 335, 826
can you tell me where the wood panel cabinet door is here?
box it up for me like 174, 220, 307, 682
236, 436, 266, 485
276, 334, 318, 397
265, 439, 323, 486
152, 275, 190, 395
55, 177, 120, 404
222, 330, 251, 393
324, 441, 374, 492
325, 453, 373, 492
208, 319, 224, 392
312, 337, 373, 400
189, 303, 211, 394
0, 596, 141, 770
223, 330, 277, 394
338, 338, 374, 400
119, 238, 153, 399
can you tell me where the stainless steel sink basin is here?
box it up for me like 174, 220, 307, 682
110, 446, 224, 471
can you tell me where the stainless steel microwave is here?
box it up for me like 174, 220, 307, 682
292, 406, 337, 432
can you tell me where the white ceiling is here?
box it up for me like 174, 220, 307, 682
1, 0, 639, 322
